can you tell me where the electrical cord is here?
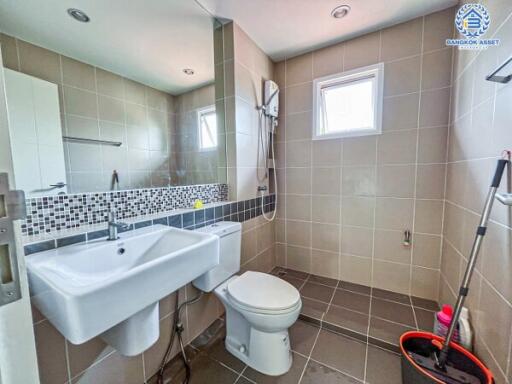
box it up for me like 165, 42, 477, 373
156, 291, 204, 384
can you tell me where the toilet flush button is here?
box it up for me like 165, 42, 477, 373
239, 345, 246, 354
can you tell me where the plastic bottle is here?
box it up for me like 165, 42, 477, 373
458, 307, 473, 351
434, 304, 460, 343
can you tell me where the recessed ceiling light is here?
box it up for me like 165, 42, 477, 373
183, 68, 195, 75
67, 8, 90, 23
331, 5, 351, 19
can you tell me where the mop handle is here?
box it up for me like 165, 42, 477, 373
437, 158, 509, 369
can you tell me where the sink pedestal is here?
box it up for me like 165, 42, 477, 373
100, 303, 159, 356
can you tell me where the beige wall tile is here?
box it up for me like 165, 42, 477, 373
377, 130, 417, 165
382, 93, 419, 131
384, 56, 421, 96
376, 165, 415, 198
375, 197, 414, 231
312, 223, 340, 252
374, 229, 412, 264
62, 56, 96, 91
342, 136, 377, 166
286, 220, 311, 248
381, 19, 422, 62
63, 86, 98, 119
98, 95, 124, 124
286, 140, 311, 167
342, 196, 375, 228
34, 321, 68, 384
421, 48, 452, 91
419, 87, 451, 128
342, 166, 376, 196
17, 40, 61, 83
413, 234, 441, 269
286, 53, 313, 86
340, 254, 371, 286
423, 7, 455, 52
341, 226, 373, 258
312, 44, 343, 78
343, 32, 380, 71
312, 195, 340, 224
287, 245, 311, 272
286, 83, 313, 114
418, 126, 448, 164
96, 68, 125, 99
0, 33, 20, 70
312, 139, 342, 166
312, 167, 340, 195
411, 267, 439, 300
372, 260, 411, 295
286, 111, 312, 141
286, 194, 311, 221
311, 249, 339, 278
416, 164, 446, 200
286, 167, 311, 194
414, 200, 443, 235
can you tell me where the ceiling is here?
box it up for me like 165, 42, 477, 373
0, 0, 216, 95
198, 0, 458, 61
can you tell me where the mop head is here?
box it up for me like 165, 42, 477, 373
407, 351, 480, 384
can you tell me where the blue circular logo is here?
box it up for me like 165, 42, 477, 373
455, 4, 490, 38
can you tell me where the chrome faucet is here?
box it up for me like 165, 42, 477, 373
107, 209, 128, 241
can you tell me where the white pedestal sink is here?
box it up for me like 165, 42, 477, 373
26, 225, 219, 356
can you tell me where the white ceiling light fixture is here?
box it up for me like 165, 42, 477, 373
183, 68, 195, 75
67, 8, 90, 23
331, 4, 351, 19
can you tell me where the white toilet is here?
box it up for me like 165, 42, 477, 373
193, 221, 302, 376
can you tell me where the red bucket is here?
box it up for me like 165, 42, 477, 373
400, 331, 494, 384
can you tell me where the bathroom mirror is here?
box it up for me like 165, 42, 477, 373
0, 0, 227, 197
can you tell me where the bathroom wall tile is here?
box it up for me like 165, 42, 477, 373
376, 165, 415, 198
312, 43, 343, 78
482, 222, 512, 302
63, 86, 98, 119
286, 194, 311, 221
286, 167, 311, 195
312, 139, 342, 167
123, 79, 146, 105
384, 56, 421, 96
343, 32, 380, 71
412, 234, 442, 269
419, 87, 451, 128
33, 321, 68, 384
339, 254, 372, 287
311, 249, 339, 279
286, 111, 312, 141
341, 226, 373, 258
186, 285, 223, 342
375, 197, 414, 231
66, 115, 100, 139
17, 40, 61, 83
286, 83, 313, 114
414, 200, 443, 235
62, 56, 96, 91
0, 33, 20, 70
286, 220, 311, 248
416, 164, 446, 200
372, 260, 411, 295
382, 93, 419, 131
96, 68, 125, 99
341, 196, 375, 228
418, 126, 448, 164
286, 53, 313, 86
67, 338, 113, 379
312, 167, 340, 195
411, 267, 439, 300
342, 166, 376, 197
421, 48, 452, 90
374, 229, 412, 264
377, 130, 417, 165
312, 223, 340, 252
287, 245, 311, 273
342, 136, 377, 166
312, 195, 340, 224
423, 7, 455, 52
286, 140, 311, 167
71, 351, 144, 384
381, 18, 422, 62
98, 95, 125, 124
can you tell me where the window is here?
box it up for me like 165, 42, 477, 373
313, 63, 384, 140
197, 105, 217, 150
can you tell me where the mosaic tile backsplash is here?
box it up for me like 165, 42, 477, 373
21, 184, 228, 236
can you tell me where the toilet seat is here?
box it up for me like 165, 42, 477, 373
227, 271, 300, 315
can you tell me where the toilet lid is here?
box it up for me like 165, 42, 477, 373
227, 271, 300, 312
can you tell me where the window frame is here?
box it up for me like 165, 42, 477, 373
197, 105, 218, 151
312, 63, 384, 140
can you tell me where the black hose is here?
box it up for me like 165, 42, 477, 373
156, 291, 204, 384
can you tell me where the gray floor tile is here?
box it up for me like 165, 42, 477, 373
300, 282, 335, 303
414, 308, 435, 332
370, 298, 416, 327
280, 275, 305, 290
308, 274, 339, 287
300, 298, 329, 320
282, 268, 309, 280
372, 288, 410, 305
311, 330, 367, 380
331, 289, 371, 314
369, 317, 414, 347
300, 360, 362, 384
338, 281, 371, 296
411, 296, 439, 311
242, 352, 307, 384
323, 305, 369, 335
289, 321, 321, 356
365, 345, 402, 384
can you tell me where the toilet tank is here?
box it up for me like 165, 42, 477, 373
192, 221, 241, 292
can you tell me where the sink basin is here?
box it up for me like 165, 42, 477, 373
26, 224, 219, 355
